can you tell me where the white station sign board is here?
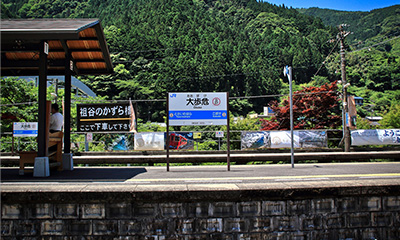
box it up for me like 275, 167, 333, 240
168, 92, 228, 126
13, 122, 38, 137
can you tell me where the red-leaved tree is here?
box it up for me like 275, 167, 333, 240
260, 81, 342, 130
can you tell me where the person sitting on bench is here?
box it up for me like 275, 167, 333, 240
50, 103, 63, 133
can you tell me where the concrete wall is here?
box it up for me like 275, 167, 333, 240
2, 185, 400, 239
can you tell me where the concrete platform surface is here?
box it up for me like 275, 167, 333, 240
1, 162, 400, 192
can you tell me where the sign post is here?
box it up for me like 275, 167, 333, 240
216, 131, 224, 151
193, 132, 202, 151
284, 66, 295, 168
167, 92, 230, 171
166, 95, 170, 171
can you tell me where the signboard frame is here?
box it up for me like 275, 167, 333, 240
77, 103, 131, 133
13, 122, 38, 137
168, 92, 228, 126
167, 92, 231, 171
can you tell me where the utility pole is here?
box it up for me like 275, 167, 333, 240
338, 24, 351, 152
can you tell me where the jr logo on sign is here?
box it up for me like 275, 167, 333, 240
212, 97, 221, 106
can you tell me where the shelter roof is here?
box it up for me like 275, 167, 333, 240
1, 19, 113, 76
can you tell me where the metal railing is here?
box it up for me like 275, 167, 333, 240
1, 129, 344, 154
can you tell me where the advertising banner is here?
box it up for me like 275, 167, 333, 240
270, 131, 299, 148
351, 129, 400, 145
111, 135, 129, 151
241, 130, 328, 149
166, 132, 194, 150
104, 134, 134, 151
241, 131, 271, 149
134, 132, 165, 151
168, 92, 228, 126
298, 130, 327, 148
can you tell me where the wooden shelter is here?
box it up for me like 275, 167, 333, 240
1, 19, 113, 161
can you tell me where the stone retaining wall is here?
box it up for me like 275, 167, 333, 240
2, 186, 400, 239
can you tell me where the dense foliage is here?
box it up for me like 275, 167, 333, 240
298, 5, 400, 43
299, 5, 400, 125
1, 77, 38, 131
2, 0, 337, 120
1, 0, 399, 128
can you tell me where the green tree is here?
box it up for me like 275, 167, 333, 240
380, 104, 400, 128
1, 77, 38, 132
4, 0, 398, 121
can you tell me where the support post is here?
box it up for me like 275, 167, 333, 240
63, 57, 74, 169
63, 55, 74, 171
289, 67, 294, 168
38, 41, 48, 157
166, 93, 170, 172
12, 125, 14, 155
64, 55, 72, 154
226, 92, 231, 171
284, 66, 294, 168
338, 25, 351, 152
85, 133, 89, 152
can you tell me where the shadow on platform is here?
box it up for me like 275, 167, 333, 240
0, 167, 147, 182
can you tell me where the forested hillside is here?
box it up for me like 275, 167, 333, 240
299, 5, 400, 118
1, 0, 399, 122
298, 5, 400, 42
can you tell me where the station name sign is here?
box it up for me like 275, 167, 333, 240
168, 92, 228, 126
13, 122, 38, 137
77, 103, 131, 132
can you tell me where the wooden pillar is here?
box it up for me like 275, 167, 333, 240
38, 41, 48, 157
64, 54, 72, 153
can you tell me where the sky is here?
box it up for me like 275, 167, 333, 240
265, 0, 400, 12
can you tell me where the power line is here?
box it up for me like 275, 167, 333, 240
0, 101, 38, 107
314, 38, 340, 76
112, 46, 197, 55
109, 70, 273, 85
1, 90, 339, 107
348, 34, 400, 53
347, 31, 400, 50
111, 31, 400, 78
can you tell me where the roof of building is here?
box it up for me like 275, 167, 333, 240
366, 116, 383, 121
1, 19, 113, 76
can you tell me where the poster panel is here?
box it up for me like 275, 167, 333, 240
270, 131, 300, 148
241, 131, 271, 149
134, 132, 165, 151
105, 134, 134, 151
241, 130, 328, 149
168, 92, 227, 126
166, 132, 194, 150
351, 129, 400, 146
298, 130, 327, 148
111, 135, 128, 151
